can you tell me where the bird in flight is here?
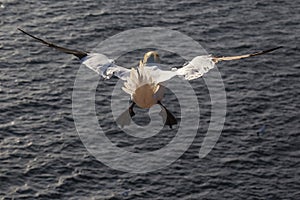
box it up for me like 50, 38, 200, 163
18, 28, 281, 128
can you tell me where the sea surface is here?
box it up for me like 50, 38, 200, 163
1, 0, 300, 199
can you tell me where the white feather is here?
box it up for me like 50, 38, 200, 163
81, 53, 130, 80
82, 53, 216, 83
175, 55, 215, 80
122, 65, 158, 96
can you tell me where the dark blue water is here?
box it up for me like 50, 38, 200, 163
1, 0, 300, 199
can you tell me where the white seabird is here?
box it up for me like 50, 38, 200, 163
18, 28, 281, 128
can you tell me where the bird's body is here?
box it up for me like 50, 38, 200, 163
18, 28, 281, 128
122, 60, 168, 109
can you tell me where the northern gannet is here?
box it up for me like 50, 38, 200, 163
18, 28, 281, 128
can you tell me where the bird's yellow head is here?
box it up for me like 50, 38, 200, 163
142, 51, 160, 65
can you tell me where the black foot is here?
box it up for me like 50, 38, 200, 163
158, 101, 177, 128
129, 102, 136, 117
116, 102, 136, 127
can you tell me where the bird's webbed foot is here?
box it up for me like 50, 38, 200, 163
158, 101, 177, 129
116, 102, 136, 127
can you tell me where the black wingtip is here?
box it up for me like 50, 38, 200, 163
18, 27, 29, 35
17, 27, 49, 45
18, 28, 29, 36
18, 27, 88, 60
263, 46, 283, 54
250, 46, 283, 57
264, 46, 283, 53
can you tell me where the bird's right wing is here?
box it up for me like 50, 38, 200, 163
211, 46, 282, 63
175, 55, 216, 80
175, 47, 282, 80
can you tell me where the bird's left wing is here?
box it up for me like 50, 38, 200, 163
18, 28, 130, 80
81, 53, 130, 80
18, 28, 88, 60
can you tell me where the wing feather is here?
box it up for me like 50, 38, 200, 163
81, 53, 130, 80
18, 28, 87, 59
212, 46, 282, 63
18, 28, 130, 80
175, 47, 282, 80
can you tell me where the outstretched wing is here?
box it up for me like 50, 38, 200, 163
212, 46, 282, 63
18, 28, 130, 80
18, 28, 88, 60
175, 47, 282, 80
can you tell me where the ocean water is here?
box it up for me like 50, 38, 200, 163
1, 0, 300, 199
